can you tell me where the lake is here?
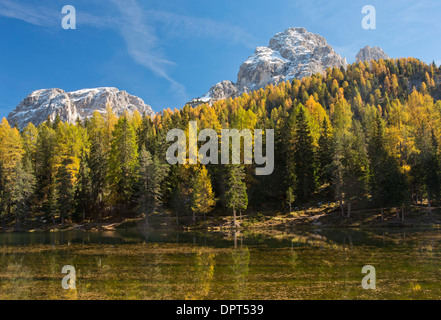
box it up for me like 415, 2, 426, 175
0, 228, 440, 299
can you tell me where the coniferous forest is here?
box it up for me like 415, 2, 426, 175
2, 57, 441, 230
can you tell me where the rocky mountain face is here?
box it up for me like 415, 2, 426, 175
190, 27, 347, 105
196, 80, 239, 104
356, 45, 389, 63
7, 87, 155, 129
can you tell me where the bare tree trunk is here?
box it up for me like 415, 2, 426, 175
340, 197, 345, 217
428, 198, 432, 214
347, 201, 351, 219
396, 208, 400, 220
239, 210, 242, 222
176, 211, 179, 226
145, 213, 149, 228
381, 207, 384, 221
193, 211, 195, 223
401, 208, 405, 222
233, 207, 236, 228
14, 218, 21, 232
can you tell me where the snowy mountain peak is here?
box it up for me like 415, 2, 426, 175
191, 27, 347, 105
7, 87, 155, 129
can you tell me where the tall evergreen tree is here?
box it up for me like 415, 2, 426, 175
88, 113, 108, 213
75, 152, 92, 221
293, 106, 317, 203
341, 121, 369, 217
21, 122, 38, 168
10, 158, 36, 230
35, 123, 56, 212
280, 110, 297, 198
369, 115, 409, 220
422, 130, 440, 212
137, 145, 169, 226
46, 183, 59, 226
53, 114, 62, 130
56, 157, 76, 225
317, 118, 333, 187
225, 164, 248, 227
108, 115, 139, 207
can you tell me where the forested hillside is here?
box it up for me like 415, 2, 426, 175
1, 57, 441, 229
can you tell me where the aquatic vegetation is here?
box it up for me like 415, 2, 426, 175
0, 228, 440, 299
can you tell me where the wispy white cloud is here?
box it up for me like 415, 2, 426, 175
0, 0, 253, 101
0, 0, 189, 98
0, 0, 112, 28
0, 0, 57, 26
147, 10, 257, 49
109, 0, 188, 98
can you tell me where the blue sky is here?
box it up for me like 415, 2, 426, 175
1, 0, 441, 118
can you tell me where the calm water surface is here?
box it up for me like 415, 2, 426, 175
0, 228, 440, 300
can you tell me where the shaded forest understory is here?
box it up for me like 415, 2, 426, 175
2, 57, 441, 232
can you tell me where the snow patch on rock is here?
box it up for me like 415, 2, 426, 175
7, 87, 155, 129
190, 27, 347, 105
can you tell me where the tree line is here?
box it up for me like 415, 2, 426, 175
1, 57, 441, 229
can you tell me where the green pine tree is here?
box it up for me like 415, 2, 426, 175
137, 145, 169, 226
75, 152, 92, 221
293, 106, 317, 203
56, 158, 76, 225
341, 121, 369, 217
369, 115, 409, 220
108, 115, 139, 208
225, 164, 248, 227
317, 118, 333, 187
10, 158, 36, 230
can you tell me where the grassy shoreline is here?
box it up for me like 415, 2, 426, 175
2, 203, 441, 233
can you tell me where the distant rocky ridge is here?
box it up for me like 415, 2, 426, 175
7, 30, 391, 128
356, 45, 389, 63
7, 87, 155, 129
190, 27, 348, 106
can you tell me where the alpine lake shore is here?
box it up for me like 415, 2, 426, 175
1, 204, 441, 300
2, 202, 441, 233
